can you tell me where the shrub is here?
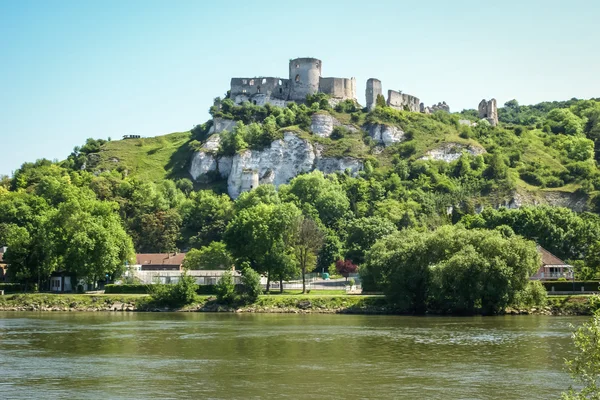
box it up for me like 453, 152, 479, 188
240, 267, 262, 304
149, 269, 198, 307
215, 271, 236, 304
513, 281, 547, 308
330, 126, 350, 140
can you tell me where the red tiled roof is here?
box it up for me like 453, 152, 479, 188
135, 253, 186, 266
538, 246, 566, 266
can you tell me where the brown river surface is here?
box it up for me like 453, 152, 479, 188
0, 312, 586, 399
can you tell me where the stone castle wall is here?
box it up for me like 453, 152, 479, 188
319, 77, 356, 100
387, 90, 420, 112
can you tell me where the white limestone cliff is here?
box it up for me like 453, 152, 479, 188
189, 131, 363, 198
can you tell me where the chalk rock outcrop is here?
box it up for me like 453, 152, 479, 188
316, 157, 363, 175
227, 133, 316, 198
190, 152, 217, 180
310, 113, 340, 137
420, 142, 486, 162
190, 131, 363, 198
189, 135, 231, 180
366, 124, 405, 146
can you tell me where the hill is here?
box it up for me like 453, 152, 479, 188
81, 95, 600, 210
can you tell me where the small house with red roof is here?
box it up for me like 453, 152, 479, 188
530, 246, 574, 280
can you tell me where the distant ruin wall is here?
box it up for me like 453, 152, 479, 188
387, 90, 420, 112
479, 98, 498, 126
319, 77, 356, 100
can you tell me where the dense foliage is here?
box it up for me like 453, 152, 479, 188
3, 95, 600, 302
361, 225, 542, 314
562, 311, 600, 399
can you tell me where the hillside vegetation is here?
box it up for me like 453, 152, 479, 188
3, 94, 600, 312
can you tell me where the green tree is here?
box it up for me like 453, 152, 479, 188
362, 225, 540, 314
240, 267, 262, 303
562, 313, 600, 399
183, 242, 233, 270
344, 217, 397, 265
180, 190, 233, 247
215, 270, 236, 305
293, 217, 324, 293
225, 202, 301, 291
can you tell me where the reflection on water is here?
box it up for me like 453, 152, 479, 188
0, 312, 584, 399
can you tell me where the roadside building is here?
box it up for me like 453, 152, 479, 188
126, 253, 240, 285
530, 246, 574, 280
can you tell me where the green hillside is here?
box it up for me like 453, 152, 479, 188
91, 131, 192, 182
82, 95, 600, 210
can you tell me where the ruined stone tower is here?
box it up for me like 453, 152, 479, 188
288, 57, 322, 102
365, 78, 382, 111
478, 99, 498, 126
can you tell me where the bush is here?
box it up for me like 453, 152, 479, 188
240, 267, 262, 304
104, 284, 149, 294
149, 269, 198, 307
513, 281, 547, 308
215, 271, 236, 304
330, 126, 350, 140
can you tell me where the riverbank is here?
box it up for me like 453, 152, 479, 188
1, 293, 599, 315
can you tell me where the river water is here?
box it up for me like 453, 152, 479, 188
0, 312, 585, 399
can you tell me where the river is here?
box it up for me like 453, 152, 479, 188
0, 312, 585, 399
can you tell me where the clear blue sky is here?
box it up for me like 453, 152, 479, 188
1, 0, 599, 176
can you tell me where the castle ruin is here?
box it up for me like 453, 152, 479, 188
230, 57, 356, 106
228, 57, 450, 113
478, 99, 498, 126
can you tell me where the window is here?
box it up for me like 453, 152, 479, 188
242, 79, 247, 85
279, 88, 283, 94
242, 89, 246, 93
278, 79, 282, 85
262, 78, 266, 84
249, 79, 254, 86
257, 86, 260, 93
296, 64, 299, 68
295, 74, 300, 82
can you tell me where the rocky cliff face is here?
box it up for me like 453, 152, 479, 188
365, 124, 405, 146
310, 113, 339, 138
420, 142, 486, 162
189, 131, 363, 198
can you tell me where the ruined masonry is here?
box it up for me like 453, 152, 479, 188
229, 57, 450, 113
479, 99, 499, 126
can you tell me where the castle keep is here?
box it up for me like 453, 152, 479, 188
230, 57, 356, 106
228, 57, 450, 115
